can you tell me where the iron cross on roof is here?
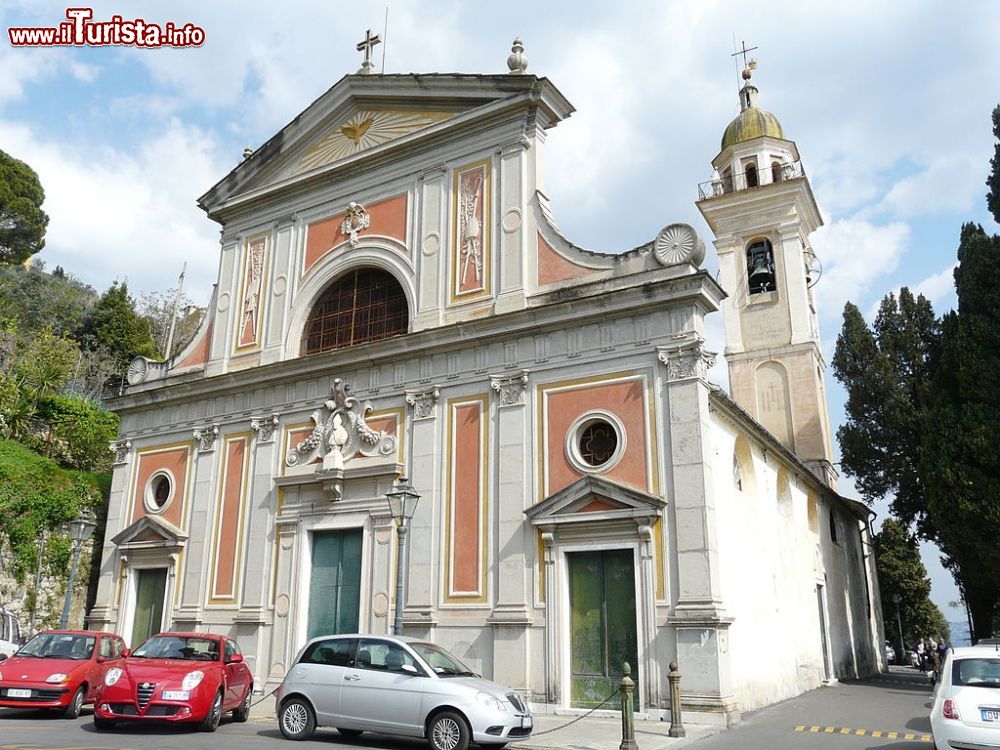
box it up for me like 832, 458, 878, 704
731, 39, 758, 78
356, 28, 382, 75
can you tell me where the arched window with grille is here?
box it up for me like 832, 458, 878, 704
300, 268, 408, 355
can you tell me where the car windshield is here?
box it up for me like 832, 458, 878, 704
132, 636, 220, 661
410, 642, 477, 677
953, 657, 1000, 688
16, 633, 95, 660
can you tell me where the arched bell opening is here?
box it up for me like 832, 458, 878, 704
746, 238, 776, 295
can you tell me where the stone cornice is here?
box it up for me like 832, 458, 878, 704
110, 271, 723, 412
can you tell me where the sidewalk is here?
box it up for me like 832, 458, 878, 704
251, 697, 716, 750
512, 713, 717, 750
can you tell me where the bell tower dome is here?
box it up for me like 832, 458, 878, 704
697, 60, 836, 487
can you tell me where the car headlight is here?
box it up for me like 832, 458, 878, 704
45, 673, 68, 684
476, 692, 507, 712
181, 671, 204, 691
104, 668, 123, 686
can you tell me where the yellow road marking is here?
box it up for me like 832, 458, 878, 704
790, 725, 934, 742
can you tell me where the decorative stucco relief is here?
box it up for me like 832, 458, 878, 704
286, 378, 396, 471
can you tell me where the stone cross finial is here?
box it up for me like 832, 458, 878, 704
356, 29, 382, 74
507, 37, 528, 74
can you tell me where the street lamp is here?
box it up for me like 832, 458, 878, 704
59, 509, 97, 629
891, 592, 905, 667
385, 477, 420, 636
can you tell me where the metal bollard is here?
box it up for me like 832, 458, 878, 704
619, 661, 638, 750
667, 661, 686, 738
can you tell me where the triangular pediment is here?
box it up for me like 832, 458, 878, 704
525, 475, 666, 526
111, 514, 188, 549
198, 74, 573, 216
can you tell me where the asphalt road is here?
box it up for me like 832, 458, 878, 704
0, 666, 936, 750
692, 666, 937, 750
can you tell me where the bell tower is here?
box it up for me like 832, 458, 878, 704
697, 58, 836, 486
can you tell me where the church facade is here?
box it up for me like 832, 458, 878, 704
89, 46, 884, 723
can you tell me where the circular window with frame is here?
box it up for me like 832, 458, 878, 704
565, 411, 627, 474
143, 470, 175, 514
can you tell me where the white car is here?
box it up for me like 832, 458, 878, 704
0, 610, 22, 660
930, 645, 1000, 749
275, 635, 532, 750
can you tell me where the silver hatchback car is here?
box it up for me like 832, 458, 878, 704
275, 634, 532, 750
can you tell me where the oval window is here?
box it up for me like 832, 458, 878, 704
144, 471, 175, 513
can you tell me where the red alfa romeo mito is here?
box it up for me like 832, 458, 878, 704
93, 632, 253, 732
0, 630, 126, 718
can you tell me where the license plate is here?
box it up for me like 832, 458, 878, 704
162, 690, 190, 701
7, 689, 32, 698
982, 709, 1000, 722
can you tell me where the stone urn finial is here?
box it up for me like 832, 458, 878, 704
507, 37, 528, 74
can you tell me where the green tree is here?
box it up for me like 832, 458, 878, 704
875, 519, 950, 649
0, 439, 98, 581
832, 290, 940, 531
921, 223, 1000, 640
988, 105, 1000, 225
0, 262, 98, 339
34, 394, 119, 472
82, 281, 157, 375
0, 149, 49, 264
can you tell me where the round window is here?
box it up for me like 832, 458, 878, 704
144, 471, 175, 513
565, 412, 627, 474
579, 422, 618, 466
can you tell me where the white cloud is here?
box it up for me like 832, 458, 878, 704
811, 218, 910, 324
914, 264, 957, 309
879, 157, 986, 218
0, 117, 227, 301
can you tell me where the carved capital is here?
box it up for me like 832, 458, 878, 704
405, 387, 440, 420
109, 439, 132, 465
250, 414, 279, 442
193, 424, 220, 452
490, 372, 528, 407
657, 332, 717, 383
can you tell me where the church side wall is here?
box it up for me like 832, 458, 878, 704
712, 420, 828, 711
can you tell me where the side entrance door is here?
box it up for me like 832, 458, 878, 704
130, 568, 167, 647
308, 529, 363, 640
567, 549, 639, 708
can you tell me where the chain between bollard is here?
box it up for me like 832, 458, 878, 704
249, 685, 280, 709
529, 687, 622, 736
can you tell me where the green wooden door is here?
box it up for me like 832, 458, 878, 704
568, 549, 638, 708
131, 568, 167, 647
308, 529, 363, 640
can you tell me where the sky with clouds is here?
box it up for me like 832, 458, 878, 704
2, 0, 998, 626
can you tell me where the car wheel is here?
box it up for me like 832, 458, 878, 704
93, 716, 116, 731
200, 690, 223, 732
62, 686, 85, 719
429, 711, 470, 750
279, 697, 316, 741
232, 684, 253, 723
337, 728, 364, 739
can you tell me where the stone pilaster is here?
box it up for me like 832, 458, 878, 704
487, 371, 531, 690
401, 386, 441, 629
657, 332, 739, 725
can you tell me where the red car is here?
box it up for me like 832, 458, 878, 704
93, 631, 253, 732
0, 630, 126, 718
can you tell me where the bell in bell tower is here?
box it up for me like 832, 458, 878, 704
697, 50, 837, 487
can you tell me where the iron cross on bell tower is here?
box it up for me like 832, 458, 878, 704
356, 28, 382, 75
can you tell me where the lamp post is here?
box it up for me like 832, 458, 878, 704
891, 592, 905, 667
59, 509, 96, 630
385, 477, 420, 636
